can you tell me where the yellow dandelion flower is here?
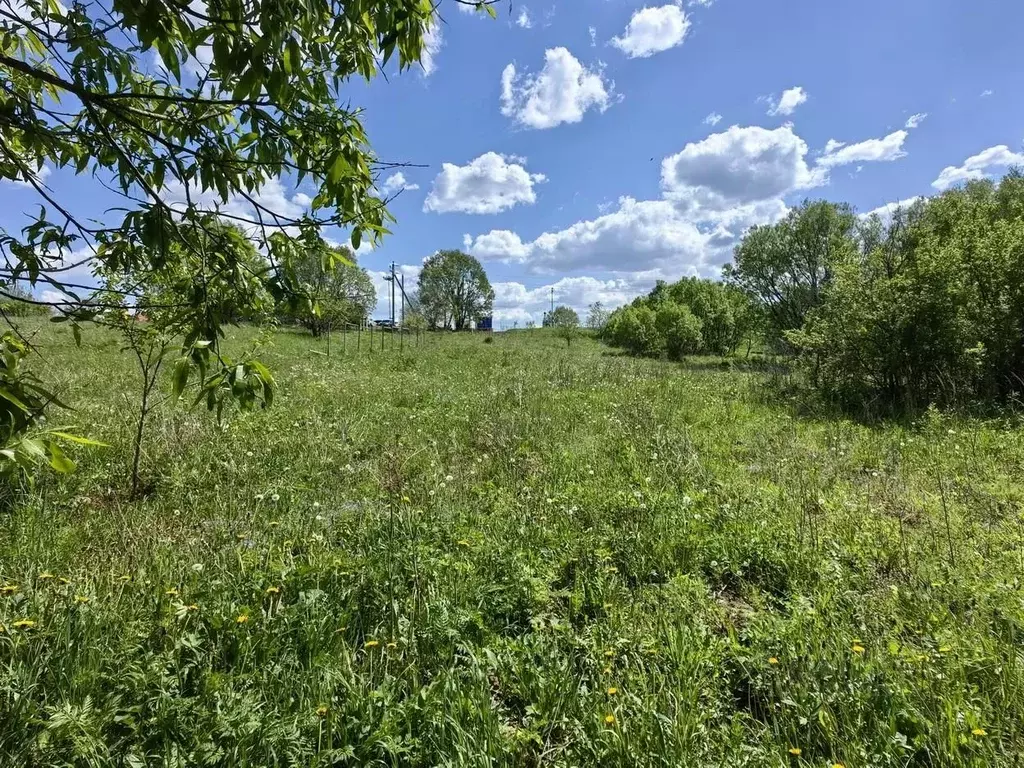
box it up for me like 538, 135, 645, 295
607, 687, 618, 695
74, 595, 89, 604
39, 572, 55, 581
972, 728, 987, 737
769, 657, 779, 665
833, 764, 846, 768
603, 650, 614, 658
335, 626, 348, 633
165, 588, 179, 597
457, 539, 471, 547
938, 646, 951, 653
401, 496, 410, 504
59, 577, 70, 585
604, 714, 615, 725
236, 614, 249, 624
364, 640, 380, 648
602, 666, 612, 674
265, 586, 281, 595
316, 705, 329, 717
788, 747, 802, 756
269, 521, 280, 527
1, 584, 18, 595
852, 644, 865, 654
12, 619, 36, 629
118, 575, 131, 582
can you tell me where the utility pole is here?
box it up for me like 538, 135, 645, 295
399, 273, 405, 327
550, 286, 554, 314
390, 261, 396, 327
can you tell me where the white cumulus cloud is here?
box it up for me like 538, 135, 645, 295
464, 196, 709, 275
421, 20, 442, 76
661, 124, 825, 215
816, 130, 909, 168
492, 275, 642, 326
424, 152, 546, 214
766, 86, 808, 116
932, 145, 1024, 191
515, 6, 532, 28
379, 172, 419, 196
500, 47, 613, 129
703, 112, 722, 126
611, 4, 690, 59
904, 112, 927, 129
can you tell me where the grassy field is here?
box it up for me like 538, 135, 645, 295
2, 324, 1023, 766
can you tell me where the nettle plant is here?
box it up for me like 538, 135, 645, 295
0, 0, 501, 479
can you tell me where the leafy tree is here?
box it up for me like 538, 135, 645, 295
791, 172, 1024, 413
544, 305, 579, 328
286, 242, 376, 336
418, 250, 494, 331
602, 277, 754, 359
545, 305, 580, 345
0, 0, 486, 476
96, 217, 274, 494
586, 301, 610, 330
726, 200, 857, 347
656, 302, 702, 360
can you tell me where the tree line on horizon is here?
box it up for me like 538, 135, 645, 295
600, 169, 1024, 416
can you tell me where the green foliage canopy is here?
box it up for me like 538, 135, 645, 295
417, 250, 494, 331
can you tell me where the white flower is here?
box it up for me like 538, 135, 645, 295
255, 494, 265, 502
312, 501, 321, 510
445, 474, 454, 482
271, 493, 280, 503
192, 563, 204, 572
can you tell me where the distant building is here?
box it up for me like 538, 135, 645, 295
477, 315, 493, 331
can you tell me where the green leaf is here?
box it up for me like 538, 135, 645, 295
48, 441, 76, 473
171, 357, 190, 400
49, 431, 110, 448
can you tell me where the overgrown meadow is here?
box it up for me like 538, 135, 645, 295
2, 324, 1023, 766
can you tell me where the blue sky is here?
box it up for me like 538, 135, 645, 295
4, 0, 1024, 326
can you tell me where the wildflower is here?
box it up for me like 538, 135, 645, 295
312, 501, 321, 510
265, 586, 281, 595
269, 521, 280, 527
401, 496, 410, 504
39, 572, 55, 581
604, 650, 614, 658
255, 494, 265, 502
607, 687, 618, 695
165, 588, 179, 597
271, 493, 280, 502
852, 644, 865, 654
602, 666, 612, 674
788, 747, 802, 756
938, 646, 951, 653
457, 539, 471, 547
186, 604, 199, 611
604, 714, 615, 725
364, 640, 379, 648
316, 705, 329, 717
972, 728, 987, 737
118, 575, 131, 582
445, 474, 453, 482
387, 642, 397, 649
236, 614, 249, 624
74, 595, 89, 604
833, 764, 846, 768
1, 584, 18, 595
12, 619, 36, 629
769, 657, 779, 665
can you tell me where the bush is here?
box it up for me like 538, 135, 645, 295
656, 302, 703, 360
787, 171, 1024, 413
602, 278, 753, 359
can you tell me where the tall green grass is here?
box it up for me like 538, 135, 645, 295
1, 324, 1022, 765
